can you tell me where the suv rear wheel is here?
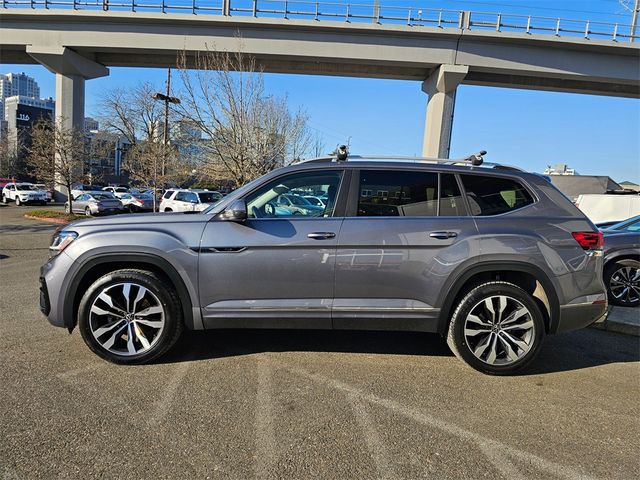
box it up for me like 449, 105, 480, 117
447, 281, 545, 375
78, 269, 183, 364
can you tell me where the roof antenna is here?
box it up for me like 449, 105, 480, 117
465, 150, 487, 166
336, 145, 349, 162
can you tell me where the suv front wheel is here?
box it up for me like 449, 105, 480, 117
78, 269, 183, 364
447, 281, 545, 375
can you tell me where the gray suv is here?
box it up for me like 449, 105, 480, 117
40, 153, 607, 374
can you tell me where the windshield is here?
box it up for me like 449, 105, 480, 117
608, 216, 640, 231
114, 187, 128, 193
16, 184, 36, 191
202, 178, 262, 214
287, 195, 313, 206
198, 192, 223, 203
304, 196, 322, 206
93, 193, 116, 200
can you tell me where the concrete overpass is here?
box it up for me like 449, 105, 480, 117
1, 4, 639, 157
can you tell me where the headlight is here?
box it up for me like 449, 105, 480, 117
49, 231, 78, 254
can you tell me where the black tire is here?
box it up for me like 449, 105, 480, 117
164, 208, 172, 212
78, 269, 184, 364
1, 195, 7, 204
15, 196, 21, 206
447, 281, 545, 375
604, 259, 640, 307
85, 206, 92, 217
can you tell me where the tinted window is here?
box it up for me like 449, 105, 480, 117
163, 190, 174, 199
176, 192, 197, 203
460, 175, 533, 216
246, 170, 343, 218
439, 174, 467, 216
357, 170, 438, 217
198, 192, 222, 203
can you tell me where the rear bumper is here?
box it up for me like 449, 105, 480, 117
556, 302, 608, 334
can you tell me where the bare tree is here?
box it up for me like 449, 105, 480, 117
176, 47, 312, 186
0, 133, 21, 178
98, 81, 192, 209
97, 82, 164, 146
27, 119, 88, 212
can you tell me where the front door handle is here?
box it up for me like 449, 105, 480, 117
429, 231, 458, 240
307, 232, 336, 240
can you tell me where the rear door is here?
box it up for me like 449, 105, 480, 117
198, 168, 348, 329
333, 168, 478, 332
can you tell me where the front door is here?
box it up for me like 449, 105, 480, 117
334, 168, 478, 332
198, 169, 347, 329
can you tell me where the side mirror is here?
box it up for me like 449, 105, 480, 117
220, 199, 247, 222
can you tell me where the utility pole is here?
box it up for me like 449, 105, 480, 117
163, 67, 171, 177
631, 0, 639, 42
151, 67, 180, 212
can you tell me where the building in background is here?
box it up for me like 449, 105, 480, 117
0, 72, 41, 119
619, 181, 640, 192
544, 164, 578, 175
549, 175, 623, 201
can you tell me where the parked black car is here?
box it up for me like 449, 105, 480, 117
602, 216, 640, 307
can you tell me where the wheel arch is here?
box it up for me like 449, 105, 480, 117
604, 250, 640, 268
64, 253, 200, 332
436, 261, 560, 335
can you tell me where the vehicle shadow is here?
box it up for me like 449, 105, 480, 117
160, 326, 639, 375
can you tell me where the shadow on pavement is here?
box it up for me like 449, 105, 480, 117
0, 223, 59, 234
161, 329, 453, 364
161, 326, 639, 375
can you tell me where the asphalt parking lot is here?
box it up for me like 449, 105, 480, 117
1, 204, 639, 480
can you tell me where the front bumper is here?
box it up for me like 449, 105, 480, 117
40, 252, 76, 328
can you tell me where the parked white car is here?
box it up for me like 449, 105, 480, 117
2, 182, 49, 206
160, 189, 223, 212
33, 184, 55, 203
102, 186, 129, 198
576, 194, 640, 224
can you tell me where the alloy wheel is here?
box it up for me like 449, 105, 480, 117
610, 266, 640, 305
464, 295, 535, 366
89, 282, 165, 357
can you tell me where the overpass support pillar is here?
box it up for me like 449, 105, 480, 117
421, 64, 468, 158
25, 46, 109, 200
26, 46, 109, 131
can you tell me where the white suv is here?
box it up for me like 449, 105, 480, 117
160, 189, 223, 213
2, 182, 48, 206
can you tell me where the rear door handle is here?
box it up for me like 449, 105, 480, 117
307, 232, 336, 240
429, 231, 458, 239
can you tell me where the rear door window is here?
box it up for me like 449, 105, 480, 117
356, 170, 468, 217
357, 170, 438, 216
460, 174, 534, 216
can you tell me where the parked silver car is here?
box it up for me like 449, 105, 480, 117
65, 192, 124, 216
41, 152, 607, 374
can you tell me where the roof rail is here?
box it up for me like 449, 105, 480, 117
296, 150, 525, 172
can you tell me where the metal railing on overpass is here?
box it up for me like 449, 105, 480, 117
2, 0, 638, 43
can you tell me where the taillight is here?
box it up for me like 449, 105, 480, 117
572, 232, 604, 250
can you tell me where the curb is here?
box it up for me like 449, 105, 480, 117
591, 307, 640, 337
24, 215, 70, 225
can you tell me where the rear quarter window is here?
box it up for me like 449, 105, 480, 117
460, 175, 534, 216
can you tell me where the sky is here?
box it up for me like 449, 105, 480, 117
2, 0, 639, 182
